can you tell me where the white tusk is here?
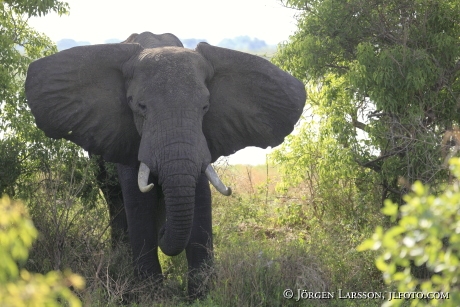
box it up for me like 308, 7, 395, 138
138, 162, 154, 193
205, 164, 232, 196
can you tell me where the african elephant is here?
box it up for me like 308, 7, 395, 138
25, 31, 306, 297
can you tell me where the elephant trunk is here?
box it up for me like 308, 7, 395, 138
158, 165, 197, 256
148, 130, 203, 256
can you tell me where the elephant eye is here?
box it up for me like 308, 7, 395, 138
128, 96, 146, 112
202, 105, 209, 113
138, 101, 146, 111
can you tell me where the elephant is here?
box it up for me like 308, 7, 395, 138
25, 31, 306, 297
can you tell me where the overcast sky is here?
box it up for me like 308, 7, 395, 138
28, 0, 301, 165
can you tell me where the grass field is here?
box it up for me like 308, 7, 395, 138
18, 161, 389, 306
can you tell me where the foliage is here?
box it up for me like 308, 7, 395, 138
0, 0, 72, 197
0, 196, 84, 306
273, 1, 460, 303
271, 119, 381, 226
0, 138, 21, 196
276, 0, 460, 201
270, 115, 385, 289
358, 158, 460, 306
25, 153, 108, 268
2, 0, 68, 17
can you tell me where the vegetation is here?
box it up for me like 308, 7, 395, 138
1, 0, 459, 306
1, 0, 72, 198
0, 196, 84, 306
358, 158, 460, 306
276, 0, 460, 202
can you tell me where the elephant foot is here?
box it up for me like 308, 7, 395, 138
121, 273, 164, 305
187, 266, 214, 301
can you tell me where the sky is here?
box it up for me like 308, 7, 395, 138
28, 0, 301, 165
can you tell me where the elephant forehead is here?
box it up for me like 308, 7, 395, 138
136, 47, 212, 78
125, 48, 211, 108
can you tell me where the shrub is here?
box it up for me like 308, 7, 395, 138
0, 196, 85, 306
358, 158, 460, 306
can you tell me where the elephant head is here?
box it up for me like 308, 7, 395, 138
122, 32, 184, 48
25, 32, 306, 256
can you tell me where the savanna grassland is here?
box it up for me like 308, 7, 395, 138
4, 157, 386, 306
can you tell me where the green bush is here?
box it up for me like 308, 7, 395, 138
0, 196, 85, 306
358, 158, 460, 306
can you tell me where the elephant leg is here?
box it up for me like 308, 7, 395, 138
117, 163, 162, 281
186, 173, 213, 299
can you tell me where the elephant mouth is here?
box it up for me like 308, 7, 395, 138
137, 162, 232, 196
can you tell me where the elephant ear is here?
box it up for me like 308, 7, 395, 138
25, 43, 142, 164
196, 43, 306, 162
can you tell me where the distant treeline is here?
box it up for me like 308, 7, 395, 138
56, 35, 272, 51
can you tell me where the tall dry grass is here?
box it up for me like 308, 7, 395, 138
21, 157, 384, 306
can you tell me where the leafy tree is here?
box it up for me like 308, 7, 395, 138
358, 158, 460, 306
276, 0, 460, 203
1, 0, 70, 195
2, 0, 68, 17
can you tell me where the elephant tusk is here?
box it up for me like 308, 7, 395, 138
138, 162, 154, 193
205, 164, 232, 196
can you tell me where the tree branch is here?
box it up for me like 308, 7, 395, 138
352, 118, 368, 132
356, 146, 407, 173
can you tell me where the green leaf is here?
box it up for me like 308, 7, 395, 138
375, 257, 388, 272
357, 238, 380, 251
381, 199, 399, 218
